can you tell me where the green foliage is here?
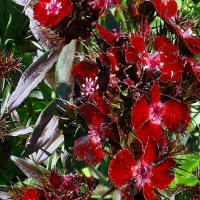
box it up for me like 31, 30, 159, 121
170, 154, 200, 187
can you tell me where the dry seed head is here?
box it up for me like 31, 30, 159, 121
0, 52, 21, 80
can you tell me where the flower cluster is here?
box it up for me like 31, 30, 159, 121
69, 0, 200, 199
11, 172, 98, 200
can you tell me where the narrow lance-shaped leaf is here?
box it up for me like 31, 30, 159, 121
31, 124, 63, 164
9, 127, 33, 137
22, 101, 58, 156
10, 156, 49, 179
56, 39, 77, 100
6, 50, 59, 111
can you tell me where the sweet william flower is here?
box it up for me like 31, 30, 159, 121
73, 102, 109, 164
131, 82, 191, 144
108, 139, 175, 200
126, 34, 183, 82
71, 61, 99, 98
33, 0, 73, 27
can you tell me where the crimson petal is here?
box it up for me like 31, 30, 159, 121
50, 171, 62, 188
130, 34, 145, 53
77, 103, 105, 129
191, 63, 200, 81
125, 47, 141, 64
154, 36, 178, 53
152, 0, 178, 18
107, 47, 121, 72
131, 97, 151, 130
162, 101, 191, 132
159, 54, 183, 82
143, 183, 154, 200
89, 92, 110, 115
73, 135, 105, 165
183, 35, 200, 55
143, 138, 157, 164
108, 148, 136, 187
150, 82, 160, 104
135, 122, 163, 145
71, 61, 98, 84
150, 158, 175, 189
96, 24, 119, 46
22, 188, 40, 200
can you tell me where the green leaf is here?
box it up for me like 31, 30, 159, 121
10, 156, 49, 179
6, 50, 59, 111
22, 101, 58, 156
170, 154, 200, 187
55, 40, 77, 100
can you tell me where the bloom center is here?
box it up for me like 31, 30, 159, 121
181, 28, 195, 38
143, 53, 164, 70
134, 162, 151, 189
149, 103, 163, 124
45, 0, 62, 15
161, 0, 169, 6
81, 77, 99, 97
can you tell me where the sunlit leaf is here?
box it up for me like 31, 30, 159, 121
10, 156, 49, 179
6, 51, 59, 111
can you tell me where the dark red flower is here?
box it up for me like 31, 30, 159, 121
131, 82, 191, 144
144, 53, 183, 82
151, 0, 178, 19
100, 123, 120, 142
77, 103, 105, 129
73, 134, 105, 164
74, 98, 109, 164
108, 139, 175, 200
152, 36, 183, 82
21, 188, 40, 200
100, 46, 126, 76
33, 0, 73, 28
71, 61, 99, 97
126, 35, 183, 82
50, 171, 63, 188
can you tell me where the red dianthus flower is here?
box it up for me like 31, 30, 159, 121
33, 0, 73, 27
108, 139, 175, 200
131, 82, 191, 144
